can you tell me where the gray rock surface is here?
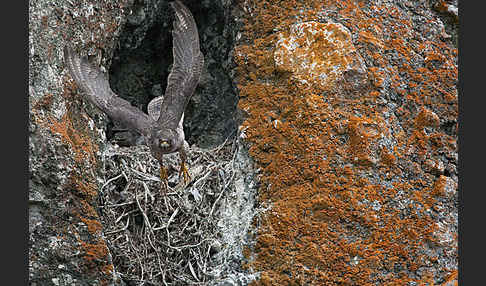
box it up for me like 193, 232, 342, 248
29, 0, 133, 283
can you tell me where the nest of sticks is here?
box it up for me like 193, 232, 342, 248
98, 137, 239, 285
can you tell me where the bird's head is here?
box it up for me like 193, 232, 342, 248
146, 127, 182, 162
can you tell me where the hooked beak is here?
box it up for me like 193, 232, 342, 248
160, 140, 170, 148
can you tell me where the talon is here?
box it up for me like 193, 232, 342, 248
179, 161, 191, 184
159, 163, 168, 192
160, 165, 168, 181
179, 147, 191, 185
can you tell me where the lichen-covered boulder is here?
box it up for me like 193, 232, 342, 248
274, 21, 367, 92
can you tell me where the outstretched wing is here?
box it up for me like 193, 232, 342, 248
147, 96, 164, 121
148, 95, 185, 127
157, 0, 204, 129
64, 46, 154, 136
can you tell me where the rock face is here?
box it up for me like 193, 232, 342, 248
29, 0, 458, 285
234, 0, 458, 285
29, 0, 132, 284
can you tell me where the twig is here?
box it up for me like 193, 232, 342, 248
188, 260, 199, 282
166, 207, 180, 249
209, 150, 237, 218
101, 173, 123, 192
105, 216, 130, 235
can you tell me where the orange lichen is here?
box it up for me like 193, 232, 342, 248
42, 82, 100, 168
440, 269, 458, 286
359, 30, 384, 50
415, 107, 440, 130
47, 113, 98, 165
431, 175, 448, 197
71, 179, 111, 279
33, 93, 55, 111
235, 0, 457, 285
79, 239, 110, 269
101, 264, 115, 278
380, 147, 396, 167
434, 1, 458, 23
80, 216, 103, 235
346, 116, 381, 166
65, 174, 99, 202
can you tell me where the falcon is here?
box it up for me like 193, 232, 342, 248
64, 0, 204, 187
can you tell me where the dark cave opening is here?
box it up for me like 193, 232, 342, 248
107, 0, 239, 149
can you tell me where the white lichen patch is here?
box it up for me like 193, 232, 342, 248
274, 21, 366, 91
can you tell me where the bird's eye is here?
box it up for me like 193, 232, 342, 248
160, 140, 171, 149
